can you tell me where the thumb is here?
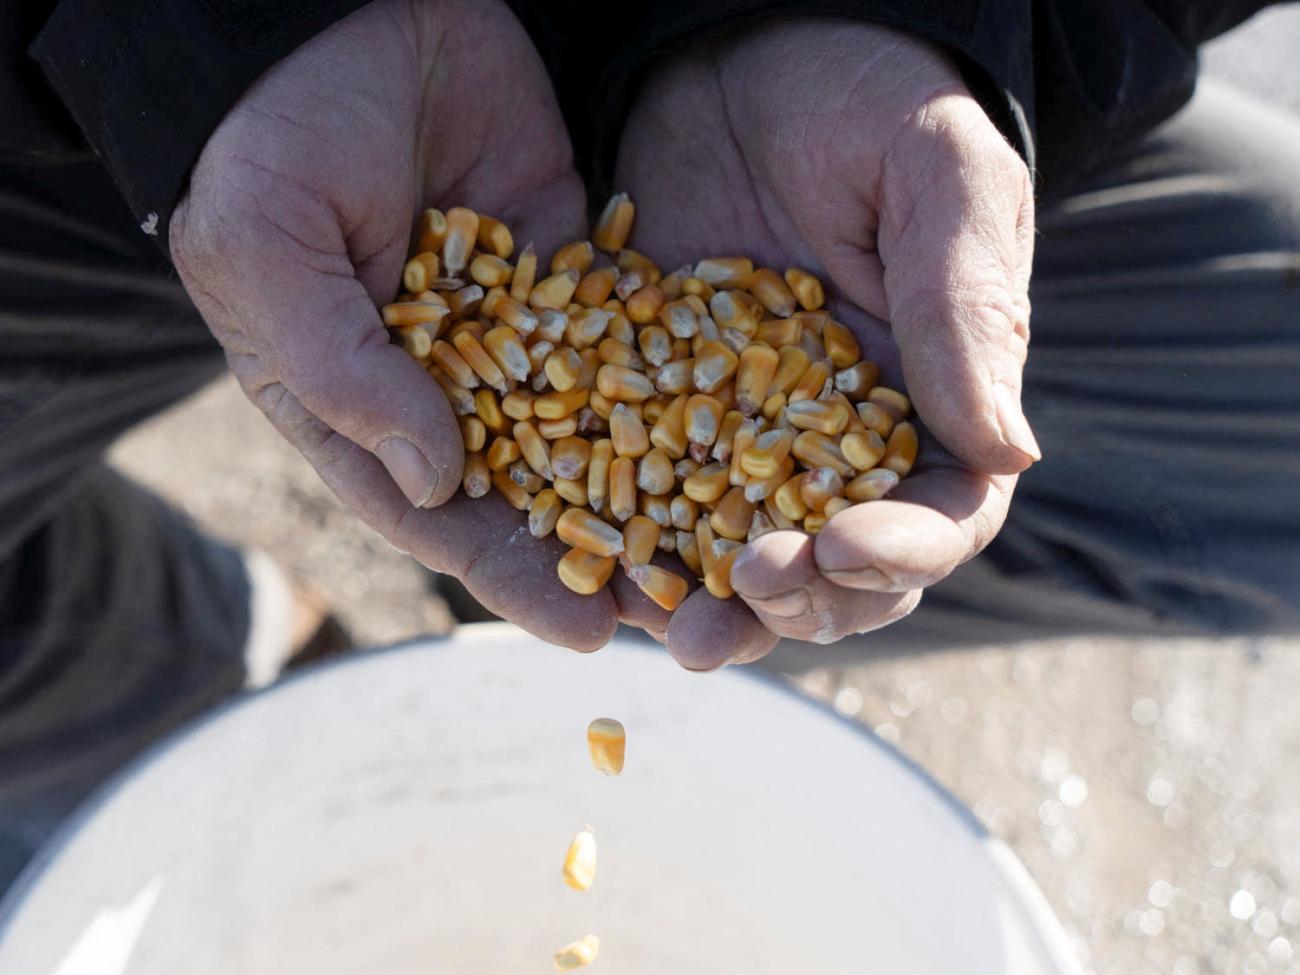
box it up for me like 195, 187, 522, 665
877, 110, 1039, 475
174, 199, 464, 508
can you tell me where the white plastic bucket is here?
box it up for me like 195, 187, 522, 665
0, 625, 1081, 974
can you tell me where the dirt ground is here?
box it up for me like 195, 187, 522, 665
105, 9, 1300, 973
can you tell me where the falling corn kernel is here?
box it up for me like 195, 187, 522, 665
554, 934, 600, 971
562, 827, 598, 891
588, 718, 625, 775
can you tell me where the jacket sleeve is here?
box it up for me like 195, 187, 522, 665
514, 0, 1278, 196
22, 0, 371, 243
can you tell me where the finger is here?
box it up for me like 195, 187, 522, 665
172, 180, 463, 511
876, 100, 1040, 476
730, 530, 921, 644
664, 589, 778, 671
813, 465, 1016, 591
233, 354, 617, 651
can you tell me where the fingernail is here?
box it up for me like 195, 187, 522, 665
994, 383, 1042, 461
822, 566, 893, 590
753, 588, 811, 619
376, 436, 437, 507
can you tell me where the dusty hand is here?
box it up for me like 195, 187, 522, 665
172, 0, 623, 649
616, 20, 1036, 666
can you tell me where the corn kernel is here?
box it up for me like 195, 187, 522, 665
441, 207, 478, 276
881, 421, 918, 476
557, 548, 615, 594
845, 467, 900, 502
868, 386, 911, 420
637, 447, 675, 495
459, 415, 486, 453
557, 508, 625, 557
748, 267, 797, 317
587, 717, 625, 774
416, 208, 447, 253
609, 456, 637, 522
529, 489, 563, 538
463, 452, 490, 498
783, 267, 824, 310
627, 564, 689, 611
492, 469, 532, 510
593, 191, 635, 252
621, 515, 659, 567
562, 827, 598, 891
693, 256, 753, 289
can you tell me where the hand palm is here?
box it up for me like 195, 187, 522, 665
616, 21, 1034, 657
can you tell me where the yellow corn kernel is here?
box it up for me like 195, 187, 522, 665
840, 430, 887, 471
696, 517, 718, 576
609, 403, 650, 458
554, 476, 589, 506
824, 496, 853, 518
508, 459, 545, 494
800, 467, 845, 512
803, 512, 828, 535
682, 276, 715, 301
637, 447, 675, 495
416, 208, 447, 253
596, 364, 655, 403
544, 347, 582, 392
587, 388, 615, 421
733, 343, 779, 416
491, 469, 532, 511
561, 826, 598, 892
605, 310, 634, 347
576, 348, 602, 390
674, 459, 700, 481
452, 330, 507, 393
614, 268, 649, 302
587, 717, 625, 774
587, 438, 613, 513
774, 474, 810, 521
577, 407, 607, 437
640, 491, 671, 527
597, 336, 638, 368
833, 361, 879, 401
789, 360, 832, 403
528, 489, 563, 538
845, 467, 900, 502
627, 564, 689, 611
868, 386, 912, 421
653, 358, 693, 395
446, 284, 484, 318
548, 436, 592, 481
785, 398, 851, 436
881, 421, 918, 476
475, 389, 510, 436
748, 267, 797, 317
513, 420, 553, 480
823, 320, 861, 369
783, 267, 824, 310
609, 456, 637, 522
402, 252, 441, 293
481, 326, 529, 383
856, 401, 896, 438
530, 269, 580, 311
440, 206, 478, 276
649, 394, 689, 459
626, 283, 666, 325
682, 462, 730, 504
747, 510, 777, 542
575, 266, 619, 308
489, 296, 538, 338
659, 298, 699, 338
643, 394, 672, 425
430, 368, 476, 415
710, 410, 745, 463
683, 394, 723, 452
704, 540, 742, 599
709, 289, 761, 334
739, 428, 795, 479
501, 388, 536, 421
765, 495, 798, 530
508, 242, 537, 304
693, 341, 739, 394
710, 486, 756, 541
693, 256, 753, 289
382, 301, 448, 328
791, 430, 854, 478
592, 192, 635, 253
668, 494, 699, 532
656, 264, 690, 301
772, 345, 811, 395
462, 452, 490, 498
799, 327, 826, 363
392, 324, 434, 361
657, 526, 678, 552
539, 417, 579, 439
565, 308, 613, 349
621, 514, 659, 567
676, 530, 704, 576
473, 256, 515, 291
459, 415, 487, 453
547, 239, 591, 276
557, 507, 625, 557
761, 391, 787, 421
558, 548, 616, 595
754, 317, 801, 348
473, 214, 512, 259
637, 325, 672, 367
728, 419, 758, 486
535, 387, 589, 420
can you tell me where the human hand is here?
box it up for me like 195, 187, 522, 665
172, 0, 626, 649
615, 19, 1037, 666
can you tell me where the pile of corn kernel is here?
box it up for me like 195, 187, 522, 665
383, 194, 916, 609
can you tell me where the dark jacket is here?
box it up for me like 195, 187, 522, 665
0, 1, 1277, 245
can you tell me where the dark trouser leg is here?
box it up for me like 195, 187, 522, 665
0, 162, 249, 890
766, 81, 1300, 667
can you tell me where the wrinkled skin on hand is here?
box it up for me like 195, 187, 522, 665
172, 0, 634, 650
614, 20, 1038, 667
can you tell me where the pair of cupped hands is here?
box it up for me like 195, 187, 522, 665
171, 0, 1037, 669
